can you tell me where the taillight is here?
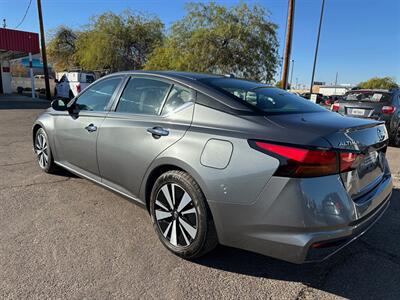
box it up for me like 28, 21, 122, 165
382, 105, 396, 114
76, 83, 81, 93
249, 141, 362, 178
331, 103, 340, 112
339, 152, 363, 172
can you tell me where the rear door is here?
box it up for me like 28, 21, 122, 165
54, 76, 123, 178
97, 76, 195, 199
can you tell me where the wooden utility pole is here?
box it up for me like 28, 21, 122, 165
309, 0, 325, 94
281, 0, 295, 90
36, 0, 51, 100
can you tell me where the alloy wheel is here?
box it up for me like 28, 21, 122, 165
35, 132, 49, 169
154, 183, 198, 247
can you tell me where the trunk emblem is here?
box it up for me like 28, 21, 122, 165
338, 140, 358, 147
377, 128, 385, 141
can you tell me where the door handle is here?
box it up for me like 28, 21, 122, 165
85, 123, 97, 132
147, 126, 169, 138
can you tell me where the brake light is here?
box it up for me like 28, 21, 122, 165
331, 103, 340, 112
76, 83, 81, 93
382, 105, 396, 114
249, 141, 362, 178
339, 152, 363, 172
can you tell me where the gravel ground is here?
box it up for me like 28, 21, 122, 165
0, 96, 399, 299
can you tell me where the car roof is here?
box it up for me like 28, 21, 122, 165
112, 70, 224, 81
106, 70, 256, 112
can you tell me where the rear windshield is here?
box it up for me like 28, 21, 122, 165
200, 78, 326, 114
343, 91, 392, 103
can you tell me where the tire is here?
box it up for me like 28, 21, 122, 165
149, 170, 218, 259
393, 126, 400, 147
34, 128, 58, 173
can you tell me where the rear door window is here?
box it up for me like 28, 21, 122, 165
161, 85, 194, 115
116, 77, 172, 115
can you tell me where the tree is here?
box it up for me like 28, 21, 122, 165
357, 77, 398, 89
75, 11, 164, 71
47, 26, 79, 71
10, 62, 27, 77
145, 2, 279, 82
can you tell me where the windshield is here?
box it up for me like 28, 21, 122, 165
200, 78, 326, 114
343, 91, 392, 102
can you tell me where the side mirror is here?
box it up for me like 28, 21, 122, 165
51, 99, 68, 111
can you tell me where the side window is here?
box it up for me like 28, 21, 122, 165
161, 85, 193, 115
116, 77, 171, 115
75, 77, 121, 111
86, 74, 95, 84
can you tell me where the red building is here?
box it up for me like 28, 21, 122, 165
0, 28, 40, 94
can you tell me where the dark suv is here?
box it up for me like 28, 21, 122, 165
331, 89, 400, 146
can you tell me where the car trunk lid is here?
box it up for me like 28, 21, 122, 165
264, 111, 390, 199
339, 101, 388, 119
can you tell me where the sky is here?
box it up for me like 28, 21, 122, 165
1, 0, 400, 87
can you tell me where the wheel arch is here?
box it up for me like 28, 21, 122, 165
32, 123, 42, 145
140, 158, 209, 214
32, 113, 57, 159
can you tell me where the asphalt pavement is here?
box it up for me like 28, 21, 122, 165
0, 95, 399, 299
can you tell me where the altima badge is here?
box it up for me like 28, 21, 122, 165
338, 140, 358, 147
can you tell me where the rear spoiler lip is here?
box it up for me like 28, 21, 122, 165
337, 120, 385, 133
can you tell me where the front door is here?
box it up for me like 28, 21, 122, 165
97, 76, 195, 199
54, 76, 123, 178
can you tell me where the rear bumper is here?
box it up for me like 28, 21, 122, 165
208, 173, 393, 264
305, 191, 391, 262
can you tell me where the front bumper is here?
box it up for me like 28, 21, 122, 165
208, 173, 393, 264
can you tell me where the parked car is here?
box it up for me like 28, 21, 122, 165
33, 71, 393, 263
331, 89, 400, 146
55, 71, 96, 99
300, 92, 324, 104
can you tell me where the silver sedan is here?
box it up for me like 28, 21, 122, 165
33, 71, 393, 263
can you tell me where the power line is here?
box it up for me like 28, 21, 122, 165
15, 0, 32, 29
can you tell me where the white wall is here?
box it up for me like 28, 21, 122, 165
319, 87, 349, 96
0, 60, 12, 94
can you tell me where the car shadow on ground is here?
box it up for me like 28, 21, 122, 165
52, 167, 79, 178
194, 188, 400, 300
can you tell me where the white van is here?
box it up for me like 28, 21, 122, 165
55, 71, 96, 99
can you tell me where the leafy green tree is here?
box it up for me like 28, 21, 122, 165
75, 11, 164, 71
357, 77, 398, 89
145, 2, 279, 82
47, 26, 79, 71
